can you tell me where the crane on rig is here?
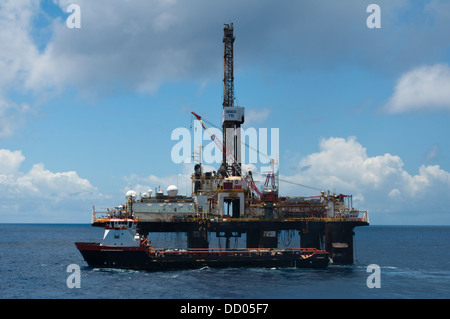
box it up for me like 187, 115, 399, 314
190, 23, 281, 201
191, 111, 262, 198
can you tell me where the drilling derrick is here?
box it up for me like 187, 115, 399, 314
221, 23, 245, 177
223, 23, 235, 109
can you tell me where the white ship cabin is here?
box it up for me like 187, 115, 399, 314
101, 218, 140, 247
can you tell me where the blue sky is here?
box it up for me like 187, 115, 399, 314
0, 0, 449, 224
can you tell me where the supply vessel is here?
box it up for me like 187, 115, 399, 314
76, 23, 368, 269
76, 217, 329, 270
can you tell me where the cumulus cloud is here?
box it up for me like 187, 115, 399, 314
0, 0, 39, 136
1, 0, 450, 137
27, 0, 220, 95
280, 137, 450, 220
244, 108, 271, 126
23, 0, 442, 96
0, 0, 39, 81
0, 149, 25, 175
425, 144, 440, 162
0, 149, 104, 222
0, 98, 31, 138
384, 64, 450, 113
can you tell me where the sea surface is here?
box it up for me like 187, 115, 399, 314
0, 224, 449, 299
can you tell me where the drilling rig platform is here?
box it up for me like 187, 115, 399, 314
92, 23, 368, 265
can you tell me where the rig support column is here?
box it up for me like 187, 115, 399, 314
187, 230, 209, 249
324, 222, 355, 265
300, 222, 324, 250
247, 229, 278, 248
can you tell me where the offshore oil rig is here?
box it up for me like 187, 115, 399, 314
92, 23, 368, 265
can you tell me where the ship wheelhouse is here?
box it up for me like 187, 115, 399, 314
105, 218, 138, 230
102, 218, 140, 247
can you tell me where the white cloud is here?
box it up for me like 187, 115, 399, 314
14, 163, 95, 199
425, 144, 439, 162
0, 0, 39, 136
22, 0, 443, 97
0, 149, 104, 222
244, 108, 271, 126
1, 0, 450, 137
388, 188, 401, 200
26, 0, 207, 95
280, 137, 450, 222
385, 64, 450, 113
0, 98, 31, 138
0, 149, 25, 174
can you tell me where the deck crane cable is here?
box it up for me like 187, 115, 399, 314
191, 112, 262, 197
277, 178, 323, 192
192, 115, 273, 161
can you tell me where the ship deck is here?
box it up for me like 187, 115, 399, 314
137, 217, 367, 233
94, 216, 368, 233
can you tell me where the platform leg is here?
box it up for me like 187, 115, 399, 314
246, 229, 278, 248
187, 230, 209, 249
325, 223, 355, 265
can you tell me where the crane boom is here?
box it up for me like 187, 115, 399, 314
191, 112, 262, 197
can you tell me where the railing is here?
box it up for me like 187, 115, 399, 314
148, 247, 324, 257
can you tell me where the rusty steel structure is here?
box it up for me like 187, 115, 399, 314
223, 23, 235, 109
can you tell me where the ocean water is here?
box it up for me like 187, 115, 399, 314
0, 224, 449, 299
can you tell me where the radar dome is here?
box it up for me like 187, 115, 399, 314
167, 185, 178, 197
126, 190, 137, 198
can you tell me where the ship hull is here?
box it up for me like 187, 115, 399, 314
75, 243, 329, 270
